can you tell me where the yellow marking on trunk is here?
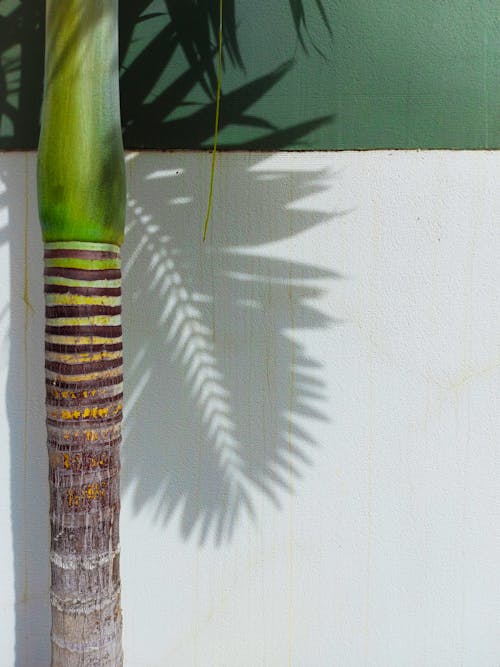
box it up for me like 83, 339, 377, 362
67, 489, 79, 508
48, 426, 121, 443
46, 335, 122, 345
85, 482, 107, 500
89, 455, 108, 468
61, 409, 81, 420
45, 367, 122, 384
58, 405, 112, 420
45, 293, 121, 307
46, 350, 122, 364
50, 387, 120, 402
68, 481, 108, 507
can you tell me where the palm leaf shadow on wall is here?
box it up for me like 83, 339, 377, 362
0, 0, 333, 149
122, 153, 341, 544
0, 0, 44, 148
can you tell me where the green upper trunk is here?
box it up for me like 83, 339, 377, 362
38, 0, 126, 245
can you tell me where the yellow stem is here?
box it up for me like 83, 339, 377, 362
203, 0, 223, 241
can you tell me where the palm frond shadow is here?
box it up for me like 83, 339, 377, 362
123, 54, 333, 148
122, 152, 341, 545
0, 0, 43, 148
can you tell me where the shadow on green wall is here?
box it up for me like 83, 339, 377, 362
0, 0, 332, 150
0, 0, 44, 149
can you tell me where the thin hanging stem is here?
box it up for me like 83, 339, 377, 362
203, 0, 223, 241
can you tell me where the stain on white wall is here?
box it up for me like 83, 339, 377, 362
0, 152, 499, 666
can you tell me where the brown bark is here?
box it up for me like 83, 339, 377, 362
45, 245, 123, 666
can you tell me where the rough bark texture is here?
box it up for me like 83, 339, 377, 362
45, 242, 123, 666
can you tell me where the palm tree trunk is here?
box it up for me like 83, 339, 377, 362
45, 241, 123, 666
38, 0, 125, 659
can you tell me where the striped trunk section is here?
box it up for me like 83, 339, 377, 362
45, 242, 123, 667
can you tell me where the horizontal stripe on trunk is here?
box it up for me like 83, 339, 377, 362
46, 355, 121, 370
49, 474, 121, 495
44, 249, 119, 260
49, 500, 120, 519
45, 276, 121, 288
47, 413, 123, 428
45, 325, 122, 337
45, 335, 123, 347
47, 411, 123, 426
44, 241, 120, 253
47, 425, 122, 443
44, 257, 120, 270
46, 375, 124, 390
49, 481, 120, 514
45, 356, 122, 375
46, 315, 121, 327
46, 305, 122, 319
45, 341, 123, 354
46, 392, 124, 408
49, 452, 119, 474
49, 466, 121, 485
49, 586, 121, 613
45, 294, 121, 307
47, 404, 123, 422
46, 316, 119, 327
45, 350, 122, 364
45, 284, 121, 297
44, 267, 121, 281
48, 451, 119, 471
49, 548, 120, 572
49, 515, 120, 546
48, 436, 122, 450
45, 370, 123, 386
47, 381, 123, 396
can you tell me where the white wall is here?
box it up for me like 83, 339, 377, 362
1, 151, 499, 666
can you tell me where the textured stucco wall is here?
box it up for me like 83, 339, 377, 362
0, 151, 499, 666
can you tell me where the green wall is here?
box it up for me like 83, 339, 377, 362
2, 0, 500, 149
